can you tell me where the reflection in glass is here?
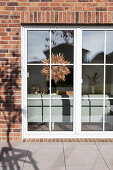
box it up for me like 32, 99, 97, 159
81, 99, 103, 131
82, 66, 104, 96
105, 66, 113, 97
27, 65, 49, 97
27, 31, 50, 64
51, 66, 73, 98
105, 100, 113, 131
106, 31, 113, 63
82, 31, 104, 63
44, 30, 74, 64
51, 99, 73, 131
28, 99, 50, 131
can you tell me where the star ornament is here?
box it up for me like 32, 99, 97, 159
41, 53, 70, 84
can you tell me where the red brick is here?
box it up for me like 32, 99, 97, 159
55, 12, 58, 23
0, 15, 8, 19
16, 7, 27, 11
71, 12, 75, 23
29, 0, 40, 1
21, 11, 25, 23
41, 7, 52, 11
0, 49, 8, 53
63, 12, 66, 23
42, 11, 46, 23
59, 12, 62, 23
30, 12, 33, 23
7, 2, 18, 6
5, 7, 15, 10
80, 12, 84, 23
41, 0, 52, 1
100, 12, 103, 23
88, 12, 91, 23
47, 11, 50, 23
96, 12, 99, 23
104, 12, 107, 23
34, 11, 37, 22
0, 2, 6, 6
38, 11, 41, 23
53, 7, 64, 11
96, 7, 107, 11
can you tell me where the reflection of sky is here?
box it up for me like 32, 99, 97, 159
27, 31, 73, 62
83, 31, 104, 61
83, 31, 113, 61
28, 31, 49, 62
106, 31, 113, 54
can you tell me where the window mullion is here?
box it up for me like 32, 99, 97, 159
103, 31, 106, 131
49, 31, 52, 131
76, 28, 82, 133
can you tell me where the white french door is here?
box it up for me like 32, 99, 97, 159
22, 26, 81, 139
22, 26, 113, 139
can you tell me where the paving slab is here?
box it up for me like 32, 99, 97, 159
63, 142, 108, 170
96, 142, 113, 170
23, 142, 65, 170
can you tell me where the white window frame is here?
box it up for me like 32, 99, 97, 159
21, 25, 113, 139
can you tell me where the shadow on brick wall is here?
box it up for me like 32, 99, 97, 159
0, 53, 21, 144
0, 52, 39, 169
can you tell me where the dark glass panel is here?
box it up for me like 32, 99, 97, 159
105, 66, 113, 98
27, 65, 50, 98
82, 65, 104, 97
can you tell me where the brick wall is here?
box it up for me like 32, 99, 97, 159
0, 0, 113, 141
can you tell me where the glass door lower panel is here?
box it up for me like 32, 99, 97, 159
51, 99, 73, 131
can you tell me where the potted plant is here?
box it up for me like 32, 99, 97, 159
87, 72, 99, 94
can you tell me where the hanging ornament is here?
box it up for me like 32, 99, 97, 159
41, 53, 70, 84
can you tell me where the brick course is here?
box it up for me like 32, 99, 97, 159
0, 0, 113, 141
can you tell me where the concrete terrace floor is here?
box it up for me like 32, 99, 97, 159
0, 142, 113, 170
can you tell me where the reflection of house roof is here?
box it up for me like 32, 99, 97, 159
44, 43, 74, 63
82, 48, 104, 63
89, 51, 104, 63
106, 51, 113, 63
82, 48, 90, 52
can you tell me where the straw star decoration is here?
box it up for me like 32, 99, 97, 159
41, 53, 70, 84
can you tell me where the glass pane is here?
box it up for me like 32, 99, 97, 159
51, 66, 73, 98
82, 66, 104, 97
28, 99, 50, 131
82, 31, 104, 63
105, 66, 113, 98
50, 30, 74, 64
105, 99, 113, 131
27, 65, 50, 98
27, 30, 50, 64
51, 99, 73, 131
106, 31, 113, 63
81, 99, 103, 131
